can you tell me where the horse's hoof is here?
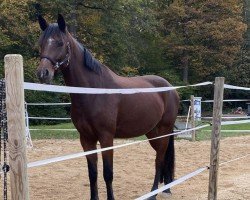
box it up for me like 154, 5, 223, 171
146, 197, 156, 200
159, 192, 172, 198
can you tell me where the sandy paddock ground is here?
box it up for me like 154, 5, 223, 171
1, 136, 249, 199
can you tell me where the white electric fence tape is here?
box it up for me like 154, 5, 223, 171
203, 130, 250, 133
23, 82, 212, 94
221, 119, 250, 125
29, 99, 249, 105
27, 119, 250, 168
24, 103, 33, 148
182, 99, 250, 102
203, 116, 250, 119
27, 117, 71, 120
135, 167, 207, 200
23, 82, 250, 94
23, 80, 249, 197
27, 124, 209, 168
224, 84, 250, 91
202, 99, 250, 103
27, 102, 71, 106
136, 153, 250, 200
29, 129, 77, 131
219, 154, 250, 167
29, 116, 250, 121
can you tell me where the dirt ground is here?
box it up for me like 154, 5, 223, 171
1, 136, 250, 199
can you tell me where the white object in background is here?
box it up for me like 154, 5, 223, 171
194, 97, 202, 121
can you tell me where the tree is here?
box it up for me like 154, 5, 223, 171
227, 0, 250, 87
0, 0, 166, 123
159, 0, 247, 83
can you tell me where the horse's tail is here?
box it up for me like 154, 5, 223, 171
160, 134, 175, 184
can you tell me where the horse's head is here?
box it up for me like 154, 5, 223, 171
37, 14, 70, 84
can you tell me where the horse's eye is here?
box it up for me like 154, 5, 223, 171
57, 41, 64, 47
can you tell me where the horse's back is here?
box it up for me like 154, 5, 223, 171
140, 74, 172, 87
117, 74, 179, 110
116, 74, 171, 87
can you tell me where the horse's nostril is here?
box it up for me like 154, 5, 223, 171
45, 69, 49, 77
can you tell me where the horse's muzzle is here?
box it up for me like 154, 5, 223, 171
37, 67, 54, 84
37, 59, 55, 84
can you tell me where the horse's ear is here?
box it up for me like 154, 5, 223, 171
38, 15, 48, 31
57, 14, 66, 32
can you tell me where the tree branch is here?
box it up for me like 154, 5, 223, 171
77, 3, 122, 12
77, 3, 104, 10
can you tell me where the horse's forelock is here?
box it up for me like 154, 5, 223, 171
38, 24, 65, 46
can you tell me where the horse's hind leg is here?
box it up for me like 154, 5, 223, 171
162, 134, 175, 196
146, 128, 169, 200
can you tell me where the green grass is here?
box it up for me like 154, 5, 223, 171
30, 123, 79, 139
196, 122, 250, 141
29, 122, 250, 141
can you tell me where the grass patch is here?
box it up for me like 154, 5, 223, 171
196, 122, 250, 141
30, 123, 79, 139
29, 122, 250, 141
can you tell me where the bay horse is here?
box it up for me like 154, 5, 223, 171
36, 14, 179, 200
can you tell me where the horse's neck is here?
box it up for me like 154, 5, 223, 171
61, 39, 117, 89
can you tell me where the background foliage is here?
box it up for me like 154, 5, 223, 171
0, 0, 249, 124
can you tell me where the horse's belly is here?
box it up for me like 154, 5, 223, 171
115, 122, 157, 138
115, 94, 164, 138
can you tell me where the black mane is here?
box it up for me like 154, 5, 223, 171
77, 42, 102, 74
39, 24, 102, 74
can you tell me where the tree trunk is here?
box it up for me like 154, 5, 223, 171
69, 0, 78, 38
182, 52, 189, 84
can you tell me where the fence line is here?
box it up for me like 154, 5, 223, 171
182, 99, 250, 102
23, 82, 250, 94
27, 119, 249, 132
135, 167, 208, 200
224, 84, 250, 91
219, 154, 250, 167
203, 116, 250, 119
3, 55, 250, 200
27, 125, 210, 168
27, 117, 71, 120
29, 128, 76, 131
23, 81, 212, 94
203, 130, 250, 133
27, 118, 250, 168
135, 153, 250, 200
26, 99, 250, 106
25, 116, 250, 121
202, 99, 250, 103
221, 119, 250, 125
26, 102, 71, 106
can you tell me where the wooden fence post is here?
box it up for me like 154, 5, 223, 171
208, 77, 225, 200
4, 55, 29, 200
190, 95, 196, 141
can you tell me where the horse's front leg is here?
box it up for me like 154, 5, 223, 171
100, 136, 115, 200
81, 137, 99, 200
